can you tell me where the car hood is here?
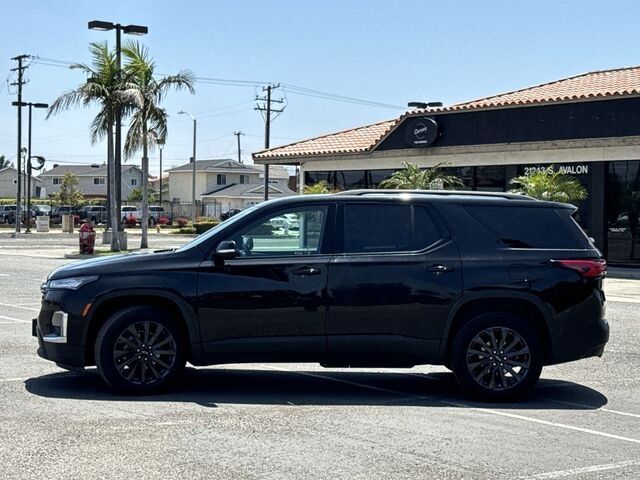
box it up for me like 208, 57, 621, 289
48, 250, 182, 280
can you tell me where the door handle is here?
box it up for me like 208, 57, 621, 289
292, 267, 321, 276
427, 264, 454, 274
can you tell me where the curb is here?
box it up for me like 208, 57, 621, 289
607, 267, 640, 280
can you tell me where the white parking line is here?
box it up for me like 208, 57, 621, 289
0, 315, 31, 323
0, 377, 28, 383
265, 367, 640, 446
0, 302, 39, 312
522, 460, 640, 479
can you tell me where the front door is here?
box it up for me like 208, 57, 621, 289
326, 202, 462, 364
197, 204, 333, 362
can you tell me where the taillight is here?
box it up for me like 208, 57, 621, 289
552, 259, 607, 278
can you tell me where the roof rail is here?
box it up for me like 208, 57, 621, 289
333, 189, 535, 201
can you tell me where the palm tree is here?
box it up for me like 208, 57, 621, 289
0, 155, 11, 169
509, 170, 588, 203
47, 42, 122, 251
303, 180, 337, 194
121, 41, 194, 248
379, 162, 463, 189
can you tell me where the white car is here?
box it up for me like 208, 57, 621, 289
121, 206, 141, 223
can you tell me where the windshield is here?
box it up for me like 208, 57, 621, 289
176, 204, 261, 253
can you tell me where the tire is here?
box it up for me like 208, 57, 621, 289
95, 306, 186, 395
451, 312, 543, 401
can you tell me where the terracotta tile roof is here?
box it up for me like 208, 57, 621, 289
446, 65, 640, 111
255, 66, 640, 160
253, 119, 397, 159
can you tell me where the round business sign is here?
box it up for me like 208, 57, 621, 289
404, 117, 438, 147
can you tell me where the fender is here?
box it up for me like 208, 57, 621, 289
81, 288, 201, 352
437, 289, 557, 359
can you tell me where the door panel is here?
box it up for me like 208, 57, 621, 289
326, 241, 461, 359
197, 204, 333, 361
198, 257, 329, 360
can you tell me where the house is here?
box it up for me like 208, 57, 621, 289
0, 166, 42, 199
201, 182, 297, 217
38, 163, 144, 199
149, 174, 169, 200
167, 158, 291, 203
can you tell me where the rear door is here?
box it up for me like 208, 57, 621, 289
326, 201, 462, 363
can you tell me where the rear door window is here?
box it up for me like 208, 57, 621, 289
341, 203, 445, 254
464, 205, 591, 249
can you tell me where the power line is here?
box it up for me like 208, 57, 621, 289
31, 55, 405, 110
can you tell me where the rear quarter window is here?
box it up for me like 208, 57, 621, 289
464, 205, 592, 249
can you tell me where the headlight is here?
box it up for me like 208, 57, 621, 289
47, 276, 99, 290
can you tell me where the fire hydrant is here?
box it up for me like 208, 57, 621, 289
79, 222, 96, 254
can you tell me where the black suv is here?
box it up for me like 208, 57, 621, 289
34, 191, 608, 400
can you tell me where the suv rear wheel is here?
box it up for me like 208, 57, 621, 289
451, 312, 543, 401
95, 306, 186, 394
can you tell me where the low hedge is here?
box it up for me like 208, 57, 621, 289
172, 227, 197, 234
194, 221, 220, 234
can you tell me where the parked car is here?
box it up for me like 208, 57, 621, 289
148, 206, 171, 225
220, 209, 242, 221
121, 206, 141, 224
50, 206, 81, 225
79, 206, 108, 225
0, 205, 17, 224
34, 190, 608, 400
31, 205, 51, 216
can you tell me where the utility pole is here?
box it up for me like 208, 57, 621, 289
11, 54, 29, 234
255, 84, 284, 201
233, 131, 244, 164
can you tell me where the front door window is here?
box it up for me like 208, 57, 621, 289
229, 207, 328, 257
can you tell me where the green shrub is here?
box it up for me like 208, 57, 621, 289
194, 221, 220, 234
172, 227, 197, 234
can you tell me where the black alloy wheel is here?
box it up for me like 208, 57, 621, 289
451, 312, 543, 401
95, 306, 186, 394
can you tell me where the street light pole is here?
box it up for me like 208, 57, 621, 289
158, 140, 165, 205
12, 101, 48, 233
178, 111, 197, 224
88, 20, 148, 233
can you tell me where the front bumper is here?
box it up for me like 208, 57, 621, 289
33, 293, 87, 368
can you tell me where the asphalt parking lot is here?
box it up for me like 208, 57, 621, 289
0, 234, 639, 479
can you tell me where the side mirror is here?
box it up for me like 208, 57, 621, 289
214, 240, 238, 261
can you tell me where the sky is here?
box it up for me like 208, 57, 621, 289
1, 0, 640, 176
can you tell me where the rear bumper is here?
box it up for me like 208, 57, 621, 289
548, 311, 609, 365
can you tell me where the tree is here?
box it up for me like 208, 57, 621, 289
52, 172, 83, 207
378, 162, 463, 190
0, 155, 12, 169
509, 169, 588, 203
127, 187, 157, 203
121, 41, 194, 248
303, 180, 337, 194
47, 42, 122, 251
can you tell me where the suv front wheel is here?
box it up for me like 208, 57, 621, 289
451, 312, 543, 401
95, 306, 186, 395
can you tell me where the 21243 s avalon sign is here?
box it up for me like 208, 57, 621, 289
404, 117, 438, 147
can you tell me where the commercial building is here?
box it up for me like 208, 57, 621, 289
253, 66, 640, 266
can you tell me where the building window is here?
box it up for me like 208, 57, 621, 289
130, 178, 138, 186
607, 160, 640, 264
217, 174, 226, 185
52, 177, 61, 185
93, 177, 106, 185
240, 174, 249, 184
